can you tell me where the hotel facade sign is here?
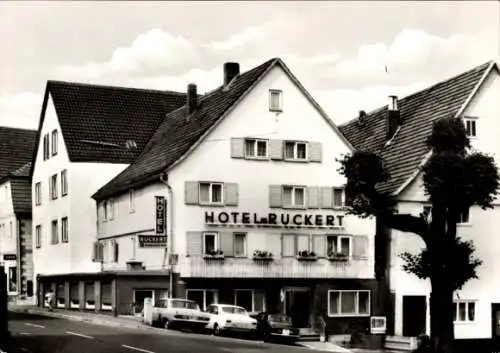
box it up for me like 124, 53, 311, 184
155, 196, 166, 235
138, 235, 167, 248
204, 211, 344, 227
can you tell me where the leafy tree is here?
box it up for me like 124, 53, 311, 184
338, 118, 499, 353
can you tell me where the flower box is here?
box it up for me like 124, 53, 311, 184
296, 250, 318, 261
203, 250, 225, 260
328, 253, 349, 262
252, 250, 274, 262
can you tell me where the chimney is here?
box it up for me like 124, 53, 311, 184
357, 110, 367, 127
187, 83, 197, 114
387, 95, 401, 139
223, 62, 240, 86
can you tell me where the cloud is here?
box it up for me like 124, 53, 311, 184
56, 29, 200, 80
324, 27, 494, 89
0, 92, 42, 129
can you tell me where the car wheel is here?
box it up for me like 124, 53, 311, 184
213, 323, 220, 336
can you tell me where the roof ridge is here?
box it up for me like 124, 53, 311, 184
339, 60, 494, 128
0, 125, 37, 133
47, 80, 187, 96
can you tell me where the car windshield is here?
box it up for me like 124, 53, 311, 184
171, 300, 199, 310
222, 306, 247, 315
268, 314, 292, 324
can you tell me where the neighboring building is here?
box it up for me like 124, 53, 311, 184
0, 126, 37, 300
89, 58, 377, 335
31, 81, 187, 308
340, 61, 500, 345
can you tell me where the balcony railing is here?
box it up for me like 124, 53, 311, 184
178, 255, 372, 279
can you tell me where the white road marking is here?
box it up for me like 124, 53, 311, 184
65, 331, 95, 339
121, 344, 156, 353
21, 348, 32, 353
19, 332, 33, 335
24, 323, 45, 329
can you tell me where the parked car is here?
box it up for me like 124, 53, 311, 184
254, 312, 300, 344
205, 304, 258, 336
151, 298, 211, 332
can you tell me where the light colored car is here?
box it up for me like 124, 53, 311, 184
152, 298, 211, 331
205, 304, 258, 336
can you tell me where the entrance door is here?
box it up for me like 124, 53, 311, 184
285, 288, 311, 328
134, 290, 154, 314
402, 295, 427, 337
491, 304, 500, 350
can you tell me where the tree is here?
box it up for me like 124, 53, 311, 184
338, 117, 499, 353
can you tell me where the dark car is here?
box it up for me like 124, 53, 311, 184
254, 312, 300, 344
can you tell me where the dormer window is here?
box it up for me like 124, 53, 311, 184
463, 117, 477, 138
269, 90, 282, 112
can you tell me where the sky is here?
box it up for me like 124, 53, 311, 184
0, 1, 499, 129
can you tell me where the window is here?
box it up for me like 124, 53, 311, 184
51, 220, 58, 244
458, 208, 470, 225
269, 90, 282, 112
333, 188, 344, 207
8, 267, 17, 293
103, 201, 108, 220
235, 289, 265, 312
199, 182, 223, 204
244, 138, 268, 158
203, 232, 219, 254
104, 199, 114, 221
43, 133, 50, 160
464, 118, 476, 137
453, 301, 475, 322
328, 290, 370, 316
187, 289, 218, 311
61, 217, 68, 243
50, 174, 58, 200
51, 129, 58, 156
327, 235, 352, 257
284, 141, 307, 161
282, 234, 296, 257
35, 182, 41, 205
35, 225, 41, 248
61, 169, 68, 196
129, 189, 135, 213
283, 186, 306, 207
234, 233, 247, 256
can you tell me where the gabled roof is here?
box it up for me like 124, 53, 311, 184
0, 162, 33, 216
30, 81, 188, 178
93, 57, 350, 201
0, 126, 37, 181
339, 60, 498, 195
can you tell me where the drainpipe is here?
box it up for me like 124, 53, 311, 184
159, 173, 174, 298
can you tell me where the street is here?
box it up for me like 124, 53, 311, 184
6, 312, 325, 353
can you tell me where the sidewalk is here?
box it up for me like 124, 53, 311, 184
8, 304, 146, 331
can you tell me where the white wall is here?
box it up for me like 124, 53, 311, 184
32, 94, 129, 279
0, 180, 16, 255
167, 65, 375, 273
392, 68, 500, 339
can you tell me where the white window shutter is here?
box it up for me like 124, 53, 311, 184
353, 235, 369, 259
269, 185, 282, 208
220, 232, 234, 257
266, 234, 282, 257
308, 142, 323, 162
297, 234, 309, 252
307, 186, 319, 209
312, 234, 326, 257
224, 183, 238, 206
231, 138, 245, 159
320, 186, 333, 209
185, 181, 199, 205
186, 231, 202, 256
92, 242, 98, 261
269, 139, 284, 160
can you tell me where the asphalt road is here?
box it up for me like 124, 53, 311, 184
5, 312, 324, 353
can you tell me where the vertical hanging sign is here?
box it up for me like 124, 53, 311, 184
155, 196, 166, 235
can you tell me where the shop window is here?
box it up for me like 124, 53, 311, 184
187, 289, 218, 311
101, 282, 112, 310
328, 290, 370, 317
85, 282, 95, 309
56, 284, 65, 308
8, 267, 17, 292
70, 282, 79, 308
234, 289, 265, 313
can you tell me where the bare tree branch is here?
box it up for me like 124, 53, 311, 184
380, 213, 428, 240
